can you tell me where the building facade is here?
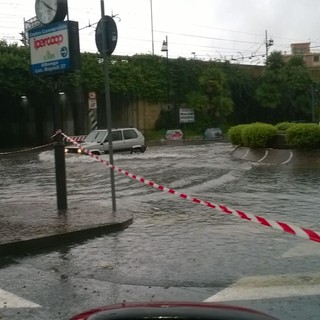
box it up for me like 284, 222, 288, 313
283, 42, 320, 68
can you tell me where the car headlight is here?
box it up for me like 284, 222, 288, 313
77, 148, 82, 154
65, 148, 68, 153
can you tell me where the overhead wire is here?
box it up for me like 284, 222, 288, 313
1, 1, 318, 63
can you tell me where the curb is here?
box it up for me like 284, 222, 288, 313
231, 146, 320, 165
0, 216, 133, 256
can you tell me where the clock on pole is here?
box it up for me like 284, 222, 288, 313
35, 0, 68, 25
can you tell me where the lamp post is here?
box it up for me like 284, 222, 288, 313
150, 0, 154, 54
161, 35, 169, 105
161, 35, 168, 58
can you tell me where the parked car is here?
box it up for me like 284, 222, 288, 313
65, 128, 147, 155
69, 301, 278, 320
204, 128, 223, 140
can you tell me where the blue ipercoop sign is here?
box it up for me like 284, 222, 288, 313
29, 21, 80, 75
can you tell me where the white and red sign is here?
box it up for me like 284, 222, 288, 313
88, 92, 97, 109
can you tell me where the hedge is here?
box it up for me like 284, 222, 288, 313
228, 122, 320, 149
286, 123, 320, 149
227, 124, 249, 145
275, 122, 296, 131
241, 123, 277, 148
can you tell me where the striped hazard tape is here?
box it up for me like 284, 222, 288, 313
63, 135, 87, 143
62, 132, 320, 244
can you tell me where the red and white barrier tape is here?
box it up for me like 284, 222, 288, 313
62, 132, 320, 244
0, 143, 54, 155
63, 135, 87, 142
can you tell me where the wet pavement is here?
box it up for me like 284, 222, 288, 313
0, 201, 132, 256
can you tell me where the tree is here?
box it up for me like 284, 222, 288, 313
0, 41, 32, 95
225, 65, 261, 124
255, 51, 286, 112
284, 56, 312, 120
255, 51, 313, 122
186, 65, 234, 129
79, 52, 104, 91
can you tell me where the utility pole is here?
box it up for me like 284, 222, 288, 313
265, 30, 274, 63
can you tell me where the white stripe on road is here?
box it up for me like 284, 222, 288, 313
203, 272, 320, 302
0, 288, 40, 308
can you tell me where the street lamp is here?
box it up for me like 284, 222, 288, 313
161, 35, 169, 106
150, 0, 154, 54
161, 35, 168, 57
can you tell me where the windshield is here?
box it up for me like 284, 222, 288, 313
84, 130, 107, 143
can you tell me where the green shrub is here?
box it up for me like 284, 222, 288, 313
275, 122, 295, 131
241, 123, 277, 148
227, 124, 249, 145
286, 124, 320, 149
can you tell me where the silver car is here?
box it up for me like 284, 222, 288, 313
204, 128, 223, 140
65, 128, 147, 155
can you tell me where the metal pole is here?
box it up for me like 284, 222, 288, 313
164, 35, 169, 105
100, 0, 117, 212
66, 0, 69, 20
54, 138, 67, 210
53, 78, 67, 210
150, 0, 154, 54
311, 85, 315, 123
265, 30, 268, 59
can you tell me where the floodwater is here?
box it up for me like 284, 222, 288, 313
1, 141, 320, 277
1, 141, 319, 231
1, 141, 320, 320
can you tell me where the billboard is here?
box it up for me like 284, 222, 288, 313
29, 21, 80, 75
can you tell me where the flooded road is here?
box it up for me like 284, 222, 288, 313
0, 141, 320, 319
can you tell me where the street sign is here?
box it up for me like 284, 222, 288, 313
89, 91, 96, 99
88, 98, 97, 110
95, 15, 118, 55
29, 21, 80, 75
179, 108, 195, 124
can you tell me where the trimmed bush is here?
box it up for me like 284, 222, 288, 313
241, 123, 277, 148
286, 123, 320, 149
275, 122, 295, 131
227, 124, 249, 145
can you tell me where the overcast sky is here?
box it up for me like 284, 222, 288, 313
1, 0, 320, 64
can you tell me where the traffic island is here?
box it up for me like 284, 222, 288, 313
0, 201, 133, 256
231, 146, 320, 165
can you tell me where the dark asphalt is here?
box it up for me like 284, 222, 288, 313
0, 201, 133, 256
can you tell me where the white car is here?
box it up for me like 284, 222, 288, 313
65, 128, 147, 155
204, 128, 223, 140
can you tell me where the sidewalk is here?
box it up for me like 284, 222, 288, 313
0, 201, 133, 256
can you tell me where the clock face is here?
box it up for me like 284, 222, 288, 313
35, 0, 67, 25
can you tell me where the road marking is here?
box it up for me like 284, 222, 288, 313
282, 242, 320, 258
0, 288, 40, 308
257, 150, 268, 162
203, 272, 320, 302
281, 151, 293, 164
